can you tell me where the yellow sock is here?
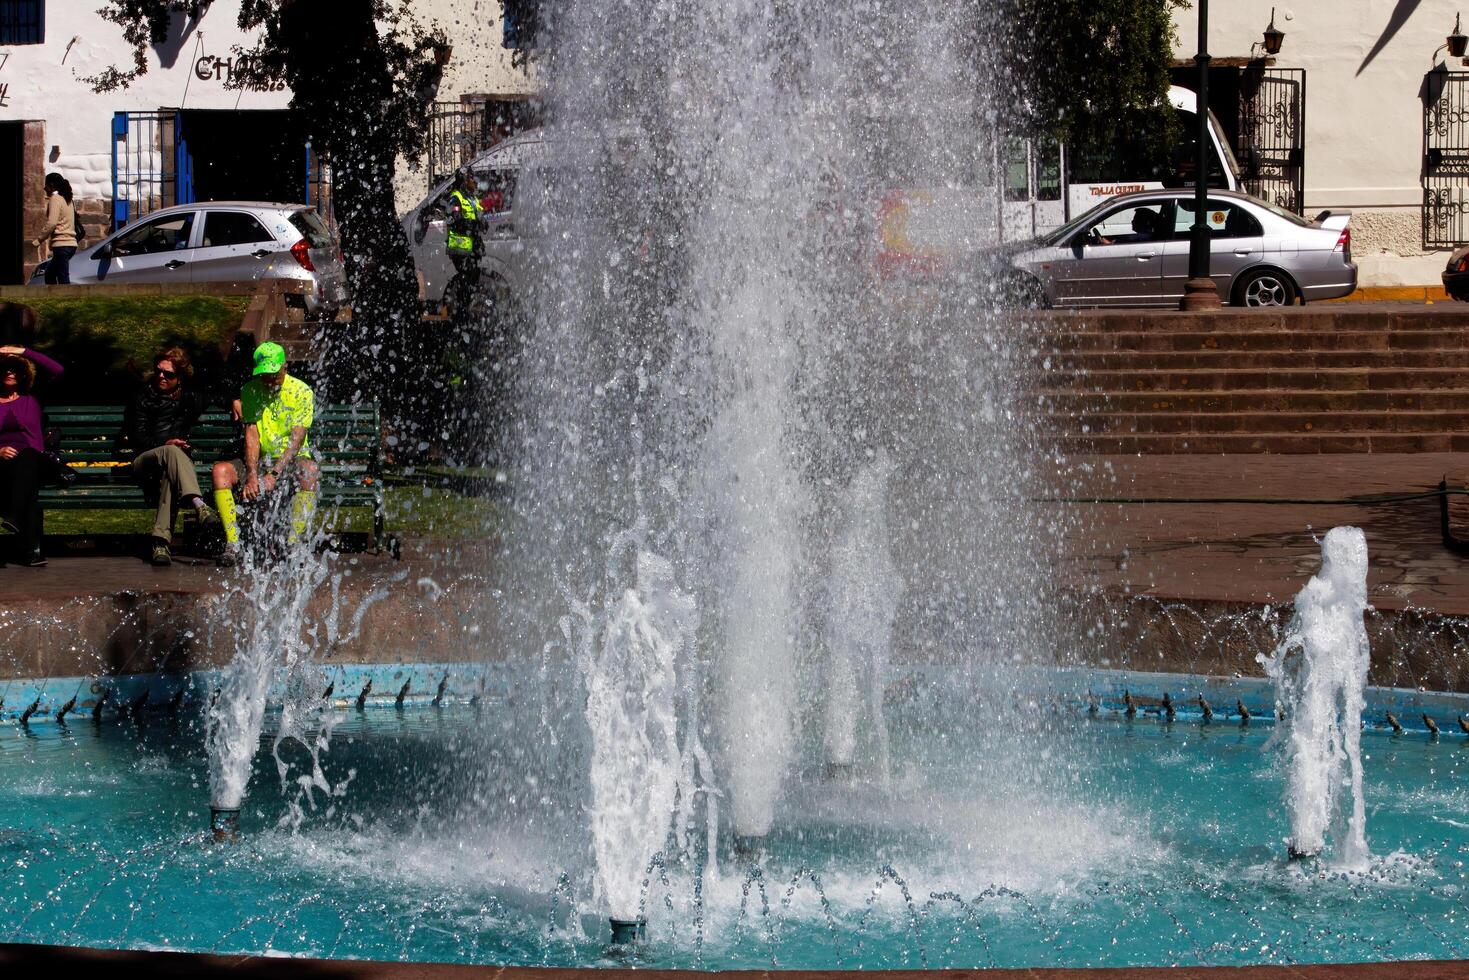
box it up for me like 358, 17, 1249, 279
288, 490, 317, 544
213, 488, 239, 545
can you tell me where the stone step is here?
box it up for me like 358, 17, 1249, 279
1038, 409, 1469, 436
1030, 367, 1469, 392
1047, 432, 1467, 454
1037, 349, 1469, 371
1032, 389, 1469, 414
1024, 308, 1469, 334
1036, 330, 1469, 354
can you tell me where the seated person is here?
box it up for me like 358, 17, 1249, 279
119, 346, 222, 566
1129, 207, 1161, 240
0, 345, 63, 567
210, 342, 319, 566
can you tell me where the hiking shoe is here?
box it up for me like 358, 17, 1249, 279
149, 539, 172, 566
217, 547, 240, 568
193, 503, 221, 529
23, 549, 46, 568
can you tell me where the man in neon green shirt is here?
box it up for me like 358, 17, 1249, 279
210, 342, 319, 565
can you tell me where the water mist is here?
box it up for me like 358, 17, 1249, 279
514, 0, 1056, 914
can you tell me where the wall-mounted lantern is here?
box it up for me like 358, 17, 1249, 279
1262, 8, 1285, 55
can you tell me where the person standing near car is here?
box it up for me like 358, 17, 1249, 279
33, 173, 77, 285
0, 345, 63, 566
120, 347, 222, 566
447, 169, 484, 310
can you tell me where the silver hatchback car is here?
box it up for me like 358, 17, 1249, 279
1010, 189, 1356, 308
33, 202, 350, 317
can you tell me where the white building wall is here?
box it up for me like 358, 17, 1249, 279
397, 0, 539, 213
0, 1, 289, 202
1172, 1, 1460, 287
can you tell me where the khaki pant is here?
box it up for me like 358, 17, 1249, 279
131, 444, 202, 542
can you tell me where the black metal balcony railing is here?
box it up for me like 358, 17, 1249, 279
1424, 71, 1469, 248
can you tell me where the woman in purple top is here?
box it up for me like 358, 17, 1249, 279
0, 345, 63, 566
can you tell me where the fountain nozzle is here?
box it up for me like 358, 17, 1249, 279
824, 761, 854, 782
732, 834, 766, 861
608, 917, 646, 945
210, 806, 241, 843
1287, 843, 1318, 862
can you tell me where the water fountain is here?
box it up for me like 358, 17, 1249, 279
512, 0, 1053, 898
11, 0, 1469, 972
1259, 526, 1372, 865
205, 495, 396, 839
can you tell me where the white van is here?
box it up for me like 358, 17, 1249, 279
999, 85, 1241, 242
405, 88, 1243, 305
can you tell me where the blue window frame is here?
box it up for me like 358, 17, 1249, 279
0, 0, 43, 45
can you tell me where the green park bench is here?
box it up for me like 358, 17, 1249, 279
38, 402, 393, 553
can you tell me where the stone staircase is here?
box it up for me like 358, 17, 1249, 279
1028, 306, 1469, 454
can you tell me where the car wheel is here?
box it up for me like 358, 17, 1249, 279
1234, 268, 1299, 307
1010, 274, 1049, 310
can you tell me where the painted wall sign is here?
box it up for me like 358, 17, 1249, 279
193, 54, 285, 91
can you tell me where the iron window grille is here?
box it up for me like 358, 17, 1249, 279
0, 0, 43, 45
1424, 70, 1469, 248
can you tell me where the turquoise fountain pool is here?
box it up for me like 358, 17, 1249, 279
5, 667, 1469, 970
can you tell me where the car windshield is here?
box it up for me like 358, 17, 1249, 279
1042, 199, 1138, 245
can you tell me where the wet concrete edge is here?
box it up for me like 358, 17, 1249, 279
5, 942, 1469, 978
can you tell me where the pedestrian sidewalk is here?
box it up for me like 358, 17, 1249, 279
1056, 452, 1469, 616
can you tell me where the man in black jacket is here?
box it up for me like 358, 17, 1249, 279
121, 346, 220, 565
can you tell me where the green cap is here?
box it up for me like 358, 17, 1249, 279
252, 341, 286, 376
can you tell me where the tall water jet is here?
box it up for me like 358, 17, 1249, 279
515, 0, 1059, 903
205, 504, 391, 834
824, 452, 903, 778
566, 544, 699, 924
1258, 526, 1372, 865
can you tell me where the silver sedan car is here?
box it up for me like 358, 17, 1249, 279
1010, 189, 1356, 308
32, 202, 350, 317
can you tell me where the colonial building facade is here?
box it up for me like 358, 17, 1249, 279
0, 0, 532, 284
1172, 1, 1469, 288
0, 0, 296, 283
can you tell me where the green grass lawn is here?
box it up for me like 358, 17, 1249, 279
14, 295, 250, 403
43, 485, 500, 541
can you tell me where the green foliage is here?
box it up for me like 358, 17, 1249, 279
999, 0, 1184, 163
84, 0, 212, 91
8, 296, 249, 402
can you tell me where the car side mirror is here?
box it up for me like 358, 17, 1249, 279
93, 244, 113, 260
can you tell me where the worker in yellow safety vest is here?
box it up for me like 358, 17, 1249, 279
446, 169, 484, 311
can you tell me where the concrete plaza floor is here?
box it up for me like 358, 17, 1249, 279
5, 453, 1469, 619
1060, 452, 1469, 617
